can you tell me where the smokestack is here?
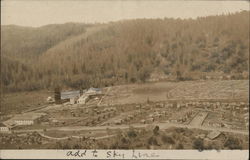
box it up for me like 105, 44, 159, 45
54, 86, 61, 104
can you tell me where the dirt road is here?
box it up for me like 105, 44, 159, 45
189, 112, 208, 126
38, 132, 116, 140
14, 122, 249, 135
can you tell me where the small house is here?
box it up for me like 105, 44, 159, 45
140, 119, 146, 124
70, 96, 78, 104
114, 119, 122, 125
146, 117, 154, 123
47, 96, 54, 102
245, 122, 249, 129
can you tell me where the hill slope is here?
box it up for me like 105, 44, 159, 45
1, 23, 90, 61
1, 11, 249, 92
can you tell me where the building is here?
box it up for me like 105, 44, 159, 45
2, 120, 16, 129
86, 87, 102, 95
56, 88, 102, 104
77, 95, 90, 104
114, 119, 122, 125
146, 117, 154, 123
61, 90, 81, 102
13, 118, 35, 125
47, 96, 54, 103
70, 97, 78, 104
7, 113, 47, 126
140, 119, 146, 124
245, 122, 249, 129
0, 123, 10, 133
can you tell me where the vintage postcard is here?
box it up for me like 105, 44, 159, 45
0, 0, 249, 159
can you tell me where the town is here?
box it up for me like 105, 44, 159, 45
0, 80, 249, 149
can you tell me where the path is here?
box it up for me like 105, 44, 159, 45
189, 112, 208, 126
38, 132, 115, 140
14, 122, 249, 135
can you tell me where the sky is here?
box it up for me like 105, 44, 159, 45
1, 0, 249, 27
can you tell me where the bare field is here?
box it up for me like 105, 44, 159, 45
1, 80, 248, 115
101, 80, 249, 105
1, 90, 51, 115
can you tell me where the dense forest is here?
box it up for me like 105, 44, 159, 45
1, 11, 249, 92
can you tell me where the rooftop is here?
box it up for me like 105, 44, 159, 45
207, 130, 221, 140
2, 120, 16, 128
61, 90, 81, 99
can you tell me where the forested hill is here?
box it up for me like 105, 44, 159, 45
1, 23, 91, 62
1, 11, 249, 92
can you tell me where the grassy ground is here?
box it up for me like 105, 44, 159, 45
1, 90, 51, 115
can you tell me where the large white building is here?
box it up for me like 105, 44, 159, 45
13, 118, 35, 125
4, 113, 47, 126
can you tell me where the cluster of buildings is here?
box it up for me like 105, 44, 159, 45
167, 101, 249, 112
140, 100, 249, 128
137, 101, 249, 115
58, 87, 102, 105
201, 71, 249, 80
146, 71, 249, 82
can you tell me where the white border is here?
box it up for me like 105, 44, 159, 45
0, 150, 249, 160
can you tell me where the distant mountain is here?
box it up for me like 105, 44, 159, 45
1, 11, 249, 92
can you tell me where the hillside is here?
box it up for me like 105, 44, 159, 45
1, 23, 91, 62
1, 11, 249, 92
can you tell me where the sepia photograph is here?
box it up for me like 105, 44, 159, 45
0, 0, 249, 159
